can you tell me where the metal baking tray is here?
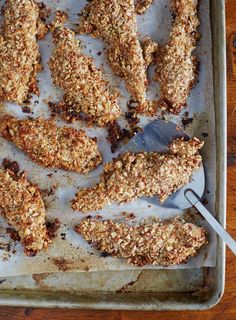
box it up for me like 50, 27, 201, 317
0, 0, 226, 310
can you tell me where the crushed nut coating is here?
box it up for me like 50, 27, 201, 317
49, 25, 121, 127
0, 0, 45, 104
78, 0, 147, 103
71, 137, 203, 212
135, 0, 154, 14
0, 169, 51, 255
154, 0, 200, 113
142, 37, 159, 68
0, 116, 102, 174
75, 217, 207, 266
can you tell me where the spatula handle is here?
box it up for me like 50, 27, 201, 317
185, 189, 236, 255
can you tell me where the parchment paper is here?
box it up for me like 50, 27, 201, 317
0, 0, 216, 276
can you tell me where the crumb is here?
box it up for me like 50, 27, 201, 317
46, 218, 60, 240
6, 228, 20, 241
201, 132, 208, 137
121, 212, 136, 220
181, 111, 193, 128
106, 122, 131, 153
2, 158, 20, 175
60, 233, 66, 240
142, 37, 159, 67
22, 106, 32, 113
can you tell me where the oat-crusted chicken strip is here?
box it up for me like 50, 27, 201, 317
79, 0, 147, 103
71, 137, 203, 212
0, 169, 51, 255
0, 0, 45, 104
75, 217, 207, 266
49, 27, 121, 127
0, 116, 102, 174
154, 0, 200, 113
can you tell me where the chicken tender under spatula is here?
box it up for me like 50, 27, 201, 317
71, 137, 203, 212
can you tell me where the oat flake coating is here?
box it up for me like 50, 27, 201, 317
142, 37, 159, 68
75, 217, 207, 266
0, 0, 45, 104
79, 0, 147, 104
49, 27, 121, 127
71, 137, 203, 212
154, 0, 200, 113
0, 169, 51, 255
0, 116, 102, 174
135, 0, 154, 14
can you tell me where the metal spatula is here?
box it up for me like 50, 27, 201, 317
122, 119, 236, 255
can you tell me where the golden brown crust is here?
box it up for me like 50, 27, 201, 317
0, 0, 47, 104
75, 217, 207, 266
71, 137, 203, 212
0, 169, 50, 255
79, 0, 147, 103
0, 116, 102, 174
135, 0, 154, 14
49, 26, 121, 127
142, 37, 159, 67
154, 0, 200, 113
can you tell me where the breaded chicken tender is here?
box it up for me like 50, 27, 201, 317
154, 0, 200, 113
0, 116, 102, 174
0, 0, 47, 104
71, 137, 203, 212
75, 217, 207, 266
78, 0, 147, 103
0, 168, 51, 255
49, 25, 121, 127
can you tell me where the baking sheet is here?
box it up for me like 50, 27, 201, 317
0, 0, 216, 276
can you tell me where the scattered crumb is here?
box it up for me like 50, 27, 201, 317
46, 218, 61, 240
2, 158, 19, 175
121, 212, 136, 220
106, 121, 131, 153
21, 106, 32, 113
52, 258, 72, 272
181, 111, 193, 129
